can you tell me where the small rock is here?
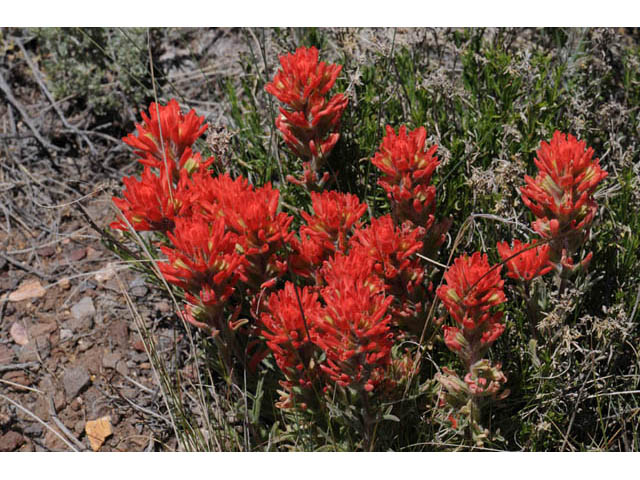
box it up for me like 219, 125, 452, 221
102, 352, 121, 370
68, 247, 86, 262
156, 300, 172, 313
121, 386, 137, 399
69, 296, 95, 331
129, 276, 145, 288
9, 322, 29, 346
94, 262, 116, 282
130, 285, 148, 297
53, 391, 66, 412
129, 276, 148, 297
110, 412, 121, 426
115, 361, 129, 377
109, 320, 129, 348
19, 336, 50, 362
8, 279, 46, 302
59, 277, 71, 290
130, 351, 148, 362
86, 246, 101, 261
0, 431, 25, 451
70, 397, 83, 412
82, 348, 102, 375
2, 371, 31, 390
85, 416, 113, 451
0, 413, 11, 428
77, 339, 94, 352
63, 366, 91, 400
29, 321, 57, 338
74, 420, 85, 435
44, 429, 68, 451
0, 344, 14, 362
38, 245, 56, 257
140, 362, 151, 370
59, 328, 73, 342
24, 423, 44, 437
132, 340, 146, 353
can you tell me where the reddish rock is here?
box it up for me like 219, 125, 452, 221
109, 320, 129, 348
44, 429, 68, 451
63, 365, 91, 400
132, 339, 146, 352
29, 321, 58, 338
0, 431, 25, 451
18, 336, 50, 362
2, 371, 31, 390
0, 344, 14, 363
68, 247, 86, 262
38, 245, 56, 257
82, 348, 102, 375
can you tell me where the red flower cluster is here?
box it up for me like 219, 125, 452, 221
112, 100, 294, 333
520, 131, 607, 272
266, 46, 348, 188
261, 283, 324, 406
351, 215, 423, 289
291, 191, 367, 279
437, 252, 505, 365
370, 125, 449, 254
262, 248, 395, 401
496, 240, 552, 283
436, 253, 508, 438
112, 101, 213, 232
302, 191, 367, 253
123, 99, 212, 180
158, 216, 247, 331
111, 167, 180, 232
349, 215, 427, 331
318, 263, 394, 393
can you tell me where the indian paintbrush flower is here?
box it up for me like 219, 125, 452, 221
496, 239, 552, 283
266, 46, 348, 187
520, 131, 607, 273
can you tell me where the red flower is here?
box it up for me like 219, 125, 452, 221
158, 216, 246, 303
187, 171, 252, 218
350, 215, 423, 289
219, 183, 294, 292
261, 282, 324, 389
496, 240, 552, 282
520, 132, 607, 247
123, 99, 209, 178
265, 46, 342, 110
275, 95, 347, 161
301, 191, 368, 253
320, 250, 382, 294
111, 167, 181, 232
266, 46, 348, 183
289, 233, 326, 279
371, 126, 440, 229
316, 254, 394, 393
437, 253, 505, 363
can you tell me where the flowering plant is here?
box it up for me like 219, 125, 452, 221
266, 46, 348, 189
107, 43, 612, 451
520, 131, 607, 276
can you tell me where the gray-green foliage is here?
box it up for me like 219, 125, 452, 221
32, 27, 152, 120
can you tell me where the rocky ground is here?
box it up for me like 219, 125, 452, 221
0, 27, 253, 451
